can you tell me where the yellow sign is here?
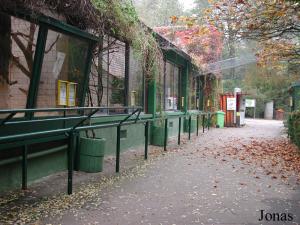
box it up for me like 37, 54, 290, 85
67, 82, 77, 107
207, 99, 211, 107
57, 80, 68, 106
57, 80, 77, 107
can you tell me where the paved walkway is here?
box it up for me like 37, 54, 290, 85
45, 119, 300, 225
2, 119, 300, 225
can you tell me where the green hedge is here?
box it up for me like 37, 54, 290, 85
288, 111, 300, 148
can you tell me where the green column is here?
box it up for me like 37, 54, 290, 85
181, 62, 189, 113
26, 26, 48, 117
80, 41, 96, 107
147, 78, 156, 116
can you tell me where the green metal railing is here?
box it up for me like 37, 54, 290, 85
0, 107, 213, 195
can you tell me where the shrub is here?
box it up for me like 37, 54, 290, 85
288, 111, 300, 148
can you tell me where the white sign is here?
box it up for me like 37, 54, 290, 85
245, 99, 256, 108
67, 82, 77, 107
227, 98, 236, 110
57, 80, 67, 106
53, 52, 66, 79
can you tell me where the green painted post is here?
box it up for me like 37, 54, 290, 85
80, 41, 96, 107
116, 125, 121, 173
144, 121, 149, 160
182, 65, 189, 113
22, 145, 28, 190
178, 117, 181, 145
26, 26, 48, 118
63, 108, 66, 128
147, 78, 157, 115
208, 114, 210, 131
68, 131, 75, 195
164, 118, 168, 151
196, 115, 199, 136
124, 42, 130, 109
202, 114, 205, 133
74, 132, 80, 171
188, 115, 192, 140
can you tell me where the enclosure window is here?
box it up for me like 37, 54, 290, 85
188, 76, 197, 110
164, 61, 181, 111
87, 36, 131, 114
36, 29, 89, 116
128, 47, 144, 108
0, 15, 39, 116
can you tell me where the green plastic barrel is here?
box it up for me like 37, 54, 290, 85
184, 117, 197, 133
79, 137, 106, 173
151, 125, 167, 146
216, 111, 225, 128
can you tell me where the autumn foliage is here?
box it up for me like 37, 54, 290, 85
155, 24, 223, 71
208, 0, 300, 65
212, 138, 300, 184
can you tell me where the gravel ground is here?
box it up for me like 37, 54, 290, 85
1, 119, 300, 225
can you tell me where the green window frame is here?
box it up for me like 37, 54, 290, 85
0, 10, 98, 119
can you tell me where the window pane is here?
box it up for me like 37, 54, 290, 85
36, 30, 89, 116
164, 61, 180, 111
108, 40, 126, 114
87, 47, 104, 108
174, 66, 180, 110
91, 36, 127, 114
165, 62, 174, 110
0, 16, 38, 117
87, 36, 128, 115
189, 76, 197, 110
198, 77, 204, 110
129, 47, 143, 108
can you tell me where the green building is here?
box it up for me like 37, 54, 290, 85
0, 1, 217, 194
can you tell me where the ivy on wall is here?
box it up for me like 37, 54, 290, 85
91, 0, 163, 82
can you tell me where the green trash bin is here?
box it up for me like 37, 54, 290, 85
216, 111, 225, 128
151, 125, 167, 146
184, 117, 197, 133
79, 137, 106, 173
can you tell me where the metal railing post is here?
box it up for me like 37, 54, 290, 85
74, 133, 80, 171
116, 125, 121, 173
208, 113, 210, 131
144, 121, 149, 160
164, 118, 168, 151
63, 107, 66, 128
196, 115, 199, 136
202, 114, 205, 133
188, 115, 192, 140
67, 131, 76, 195
22, 145, 28, 190
178, 117, 181, 145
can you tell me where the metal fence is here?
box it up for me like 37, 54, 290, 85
0, 107, 213, 194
